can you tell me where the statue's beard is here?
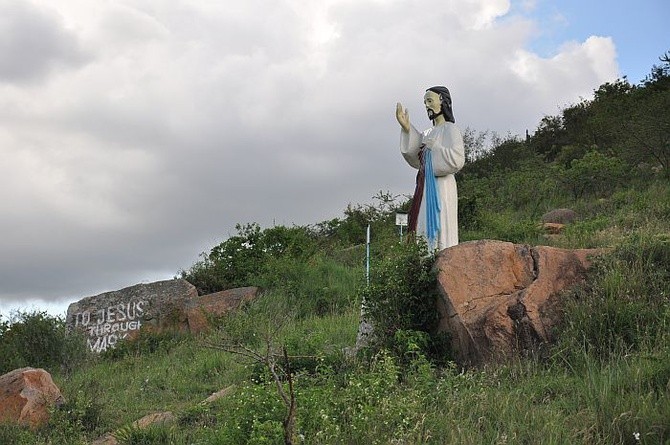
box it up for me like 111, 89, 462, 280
427, 108, 443, 121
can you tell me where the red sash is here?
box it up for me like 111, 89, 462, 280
408, 147, 425, 233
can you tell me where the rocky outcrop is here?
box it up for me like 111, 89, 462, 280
186, 287, 260, 334
66, 279, 198, 353
0, 367, 65, 429
66, 280, 260, 353
434, 240, 600, 365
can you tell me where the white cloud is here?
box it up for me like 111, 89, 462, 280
0, 0, 620, 310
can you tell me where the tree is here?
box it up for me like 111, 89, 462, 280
529, 115, 567, 161
554, 150, 628, 198
622, 51, 670, 175
462, 127, 492, 163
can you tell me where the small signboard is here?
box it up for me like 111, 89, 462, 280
395, 213, 408, 226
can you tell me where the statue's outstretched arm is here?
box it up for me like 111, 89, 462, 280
396, 102, 410, 133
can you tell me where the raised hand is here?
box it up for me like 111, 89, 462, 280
396, 102, 410, 133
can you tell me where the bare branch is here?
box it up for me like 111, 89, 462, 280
283, 346, 297, 445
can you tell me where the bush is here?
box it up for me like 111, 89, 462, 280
180, 193, 405, 298
360, 241, 448, 362
554, 150, 628, 199
0, 311, 89, 375
180, 223, 319, 295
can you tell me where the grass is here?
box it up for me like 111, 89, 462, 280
2, 179, 669, 444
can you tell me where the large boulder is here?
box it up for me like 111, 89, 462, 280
0, 368, 65, 429
66, 279, 198, 353
434, 240, 600, 365
185, 287, 259, 334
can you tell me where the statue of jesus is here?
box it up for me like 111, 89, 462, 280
396, 86, 465, 250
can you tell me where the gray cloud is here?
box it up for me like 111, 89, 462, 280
0, 0, 620, 315
0, 1, 89, 83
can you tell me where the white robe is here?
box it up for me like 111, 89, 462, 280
400, 122, 465, 251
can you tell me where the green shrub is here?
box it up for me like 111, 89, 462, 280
180, 223, 319, 295
0, 311, 89, 375
458, 192, 483, 231
554, 150, 628, 199
296, 351, 442, 444
204, 379, 286, 444
180, 192, 404, 299
322, 191, 408, 248
360, 241, 447, 362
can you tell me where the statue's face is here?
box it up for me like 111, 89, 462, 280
424, 90, 442, 120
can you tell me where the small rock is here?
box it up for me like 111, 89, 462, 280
541, 208, 577, 224
542, 222, 565, 235
91, 411, 175, 445
133, 411, 175, 429
202, 385, 235, 404
0, 367, 65, 429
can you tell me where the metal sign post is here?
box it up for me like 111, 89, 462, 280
395, 212, 408, 242
366, 224, 371, 285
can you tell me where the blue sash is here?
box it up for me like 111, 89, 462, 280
423, 149, 441, 249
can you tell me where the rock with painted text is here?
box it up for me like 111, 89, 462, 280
66, 279, 198, 353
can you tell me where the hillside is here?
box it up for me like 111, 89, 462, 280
1, 54, 669, 444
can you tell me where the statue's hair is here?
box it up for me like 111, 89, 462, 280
426, 86, 455, 123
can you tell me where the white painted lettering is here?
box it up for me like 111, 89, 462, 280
136, 300, 146, 316
81, 299, 148, 352
75, 311, 91, 327
116, 303, 127, 321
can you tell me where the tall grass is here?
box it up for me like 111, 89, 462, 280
2, 170, 668, 444
555, 234, 670, 362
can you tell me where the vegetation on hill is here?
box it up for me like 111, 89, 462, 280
1, 52, 669, 444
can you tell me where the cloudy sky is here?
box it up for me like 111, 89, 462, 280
1, 0, 668, 318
